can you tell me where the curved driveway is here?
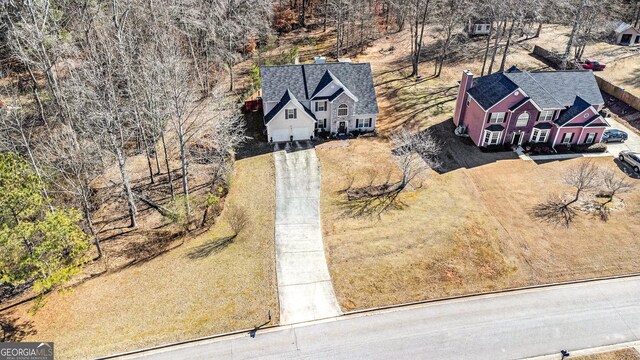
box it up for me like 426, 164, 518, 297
273, 143, 341, 325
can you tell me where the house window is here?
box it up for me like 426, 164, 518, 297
489, 112, 506, 124
531, 129, 549, 143
316, 119, 327, 129
484, 130, 502, 146
475, 24, 482, 32
315, 101, 327, 112
538, 110, 554, 122
466, 98, 470, 107
356, 118, 373, 128
338, 104, 348, 116
285, 109, 297, 119
561, 132, 574, 144
585, 132, 596, 144
515, 112, 529, 127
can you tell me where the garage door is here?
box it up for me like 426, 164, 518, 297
270, 128, 290, 142
291, 127, 311, 141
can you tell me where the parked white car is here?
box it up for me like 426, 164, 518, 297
619, 150, 640, 173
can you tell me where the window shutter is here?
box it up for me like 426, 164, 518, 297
356, 119, 360, 127
293, 109, 297, 118
315, 102, 318, 111
324, 119, 327, 127
368, 118, 372, 127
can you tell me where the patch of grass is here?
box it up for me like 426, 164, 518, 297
573, 348, 640, 360
2, 153, 278, 359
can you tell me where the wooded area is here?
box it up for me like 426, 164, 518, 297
0, 0, 638, 300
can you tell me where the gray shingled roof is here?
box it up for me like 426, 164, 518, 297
555, 96, 591, 126
260, 62, 379, 115
504, 71, 564, 109
468, 68, 604, 111
263, 90, 317, 125
467, 72, 518, 110
529, 71, 604, 107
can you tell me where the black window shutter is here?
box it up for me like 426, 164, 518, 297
293, 109, 297, 118
315, 102, 318, 111
324, 119, 327, 127
356, 119, 360, 127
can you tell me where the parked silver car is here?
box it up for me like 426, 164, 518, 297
619, 151, 640, 173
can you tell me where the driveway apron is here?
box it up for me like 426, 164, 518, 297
273, 143, 342, 325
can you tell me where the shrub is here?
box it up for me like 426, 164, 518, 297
273, 5, 297, 33
225, 205, 248, 235
571, 142, 607, 153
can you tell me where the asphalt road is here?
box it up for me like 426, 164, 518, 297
126, 276, 640, 360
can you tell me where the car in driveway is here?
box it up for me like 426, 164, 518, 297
580, 59, 606, 71
602, 129, 628, 143
619, 151, 640, 173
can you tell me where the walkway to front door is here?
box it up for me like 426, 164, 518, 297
273, 144, 342, 324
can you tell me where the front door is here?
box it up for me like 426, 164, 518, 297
512, 132, 522, 146
338, 121, 347, 134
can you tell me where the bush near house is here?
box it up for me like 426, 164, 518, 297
571, 142, 607, 153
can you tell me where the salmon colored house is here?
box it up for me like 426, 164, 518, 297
452, 67, 609, 149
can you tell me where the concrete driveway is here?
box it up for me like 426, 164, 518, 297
606, 117, 640, 156
273, 142, 341, 325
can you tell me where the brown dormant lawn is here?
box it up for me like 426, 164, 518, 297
319, 138, 640, 311
1, 153, 278, 359
574, 348, 640, 360
317, 28, 640, 312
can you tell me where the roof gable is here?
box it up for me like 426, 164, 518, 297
555, 96, 592, 126
467, 73, 519, 110
263, 90, 316, 125
261, 63, 378, 116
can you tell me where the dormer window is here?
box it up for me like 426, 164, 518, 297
338, 104, 348, 116
285, 109, 297, 119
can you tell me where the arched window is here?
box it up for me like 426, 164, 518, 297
516, 112, 529, 127
338, 104, 348, 116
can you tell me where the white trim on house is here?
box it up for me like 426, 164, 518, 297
530, 128, 550, 143
311, 71, 359, 102
538, 109, 555, 122
483, 129, 503, 146
489, 112, 506, 124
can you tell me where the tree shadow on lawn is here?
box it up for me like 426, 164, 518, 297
186, 235, 236, 260
0, 311, 36, 342
427, 119, 519, 174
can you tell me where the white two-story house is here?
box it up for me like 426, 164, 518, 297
260, 57, 379, 142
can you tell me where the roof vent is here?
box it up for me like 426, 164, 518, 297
338, 58, 352, 63
313, 56, 326, 64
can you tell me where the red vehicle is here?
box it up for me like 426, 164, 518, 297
580, 59, 606, 71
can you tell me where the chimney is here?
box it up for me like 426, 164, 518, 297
313, 56, 326, 64
337, 58, 352, 63
453, 70, 474, 126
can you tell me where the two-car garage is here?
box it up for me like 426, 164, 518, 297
264, 90, 316, 142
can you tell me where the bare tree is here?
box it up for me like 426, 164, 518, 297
343, 128, 440, 216
432, 0, 467, 77
596, 169, 635, 221
409, 0, 431, 77
533, 160, 601, 226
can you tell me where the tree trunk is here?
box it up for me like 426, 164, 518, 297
111, 132, 137, 228
160, 131, 175, 199
82, 197, 102, 258
480, 20, 494, 76
323, 0, 328, 32
25, 64, 47, 126
487, 20, 503, 75
562, 0, 586, 70
499, 19, 516, 73
178, 136, 191, 221
535, 22, 542, 38
229, 61, 234, 91
410, 0, 430, 77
